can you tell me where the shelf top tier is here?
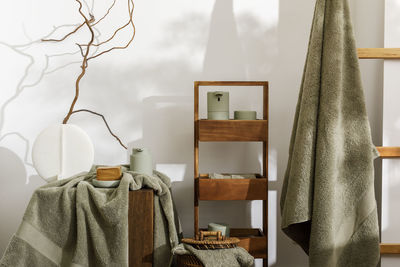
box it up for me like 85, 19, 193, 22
195, 81, 268, 87
194, 81, 269, 122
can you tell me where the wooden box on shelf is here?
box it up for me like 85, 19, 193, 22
197, 174, 267, 200
197, 119, 268, 142
230, 228, 267, 259
198, 228, 267, 259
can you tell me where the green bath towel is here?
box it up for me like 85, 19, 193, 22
0, 167, 179, 267
173, 243, 255, 267
280, 0, 380, 266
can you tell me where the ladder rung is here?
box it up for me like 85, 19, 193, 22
358, 48, 400, 59
377, 146, 400, 158
381, 243, 400, 254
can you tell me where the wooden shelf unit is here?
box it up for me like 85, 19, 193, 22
194, 81, 269, 263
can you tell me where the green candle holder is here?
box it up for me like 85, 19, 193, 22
234, 110, 257, 120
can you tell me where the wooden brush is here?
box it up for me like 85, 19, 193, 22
96, 166, 122, 181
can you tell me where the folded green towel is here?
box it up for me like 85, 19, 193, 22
0, 167, 179, 267
173, 243, 255, 267
280, 0, 380, 266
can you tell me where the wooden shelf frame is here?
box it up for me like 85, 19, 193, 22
194, 81, 269, 262
358, 48, 400, 254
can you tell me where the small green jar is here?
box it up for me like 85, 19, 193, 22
207, 91, 229, 120
208, 222, 230, 237
130, 148, 153, 176
234, 110, 257, 120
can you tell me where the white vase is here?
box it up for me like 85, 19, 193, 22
32, 124, 94, 182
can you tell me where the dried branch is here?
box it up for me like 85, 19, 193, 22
71, 109, 127, 149
41, 22, 85, 42
85, 0, 133, 48
62, 0, 95, 125
88, 0, 135, 60
92, 0, 117, 26
37, 0, 135, 150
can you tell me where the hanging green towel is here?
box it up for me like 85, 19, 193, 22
280, 0, 380, 266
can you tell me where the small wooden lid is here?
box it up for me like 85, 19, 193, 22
96, 166, 122, 181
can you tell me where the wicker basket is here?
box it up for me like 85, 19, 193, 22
177, 231, 240, 267
181, 231, 240, 250
176, 254, 204, 267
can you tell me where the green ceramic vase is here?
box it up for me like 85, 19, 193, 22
130, 148, 153, 176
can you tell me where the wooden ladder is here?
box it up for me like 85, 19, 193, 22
358, 48, 400, 255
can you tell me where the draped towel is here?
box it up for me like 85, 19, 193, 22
280, 0, 380, 266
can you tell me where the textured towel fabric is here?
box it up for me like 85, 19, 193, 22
173, 244, 255, 267
0, 167, 179, 267
280, 0, 380, 266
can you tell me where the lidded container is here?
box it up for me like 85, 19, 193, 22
130, 148, 153, 176
207, 91, 229, 120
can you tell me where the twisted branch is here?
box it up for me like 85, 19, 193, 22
61, 0, 95, 125
40, 0, 135, 150
71, 109, 127, 149
92, 0, 117, 26
87, 0, 135, 60
41, 22, 85, 42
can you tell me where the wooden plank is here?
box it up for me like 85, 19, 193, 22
194, 82, 200, 237
380, 243, 400, 254
262, 83, 269, 267
195, 81, 268, 87
198, 120, 268, 142
358, 48, 400, 59
129, 190, 154, 267
377, 146, 400, 158
198, 178, 267, 200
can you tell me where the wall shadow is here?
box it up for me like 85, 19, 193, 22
0, 147, 43, 253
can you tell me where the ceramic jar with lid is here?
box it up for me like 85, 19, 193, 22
130, 148, 153, 176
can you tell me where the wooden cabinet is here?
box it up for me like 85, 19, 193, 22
194, 81, 268, 265
128, 189, 154, 267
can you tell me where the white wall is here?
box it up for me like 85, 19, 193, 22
381, 0, 400, 266
0, 0, 384, 266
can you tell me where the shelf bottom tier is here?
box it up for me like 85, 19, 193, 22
200, 228, 267, 259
